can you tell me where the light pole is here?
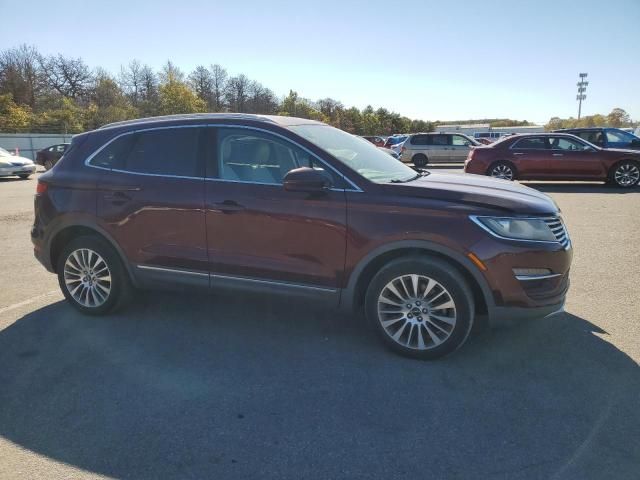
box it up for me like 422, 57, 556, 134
576, 73, 588, 120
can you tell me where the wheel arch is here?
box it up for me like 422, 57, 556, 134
608, 157, 640, 178
48, 222, 138, 286
341, 240, 493, 317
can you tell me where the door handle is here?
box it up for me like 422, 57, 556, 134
513, 152, 526, 156
211, 200, 245, 213
552, 153, 564, 157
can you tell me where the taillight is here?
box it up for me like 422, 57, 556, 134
36, 181, 48, 194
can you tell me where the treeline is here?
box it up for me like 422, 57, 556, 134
545, 108, 635, 130
437, 118, 533, 127
0, 44, 436, 135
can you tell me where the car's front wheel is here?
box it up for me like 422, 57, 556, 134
610, 161, 640, 188
365, 256, 474, 359
57, 235, 131, 315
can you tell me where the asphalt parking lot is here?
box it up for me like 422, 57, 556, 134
0, 171, 639, 479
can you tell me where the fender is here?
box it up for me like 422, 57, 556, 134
339, 239, 496, 316
42, 216, 139, 287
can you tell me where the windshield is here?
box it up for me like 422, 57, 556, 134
289, 124, 419, 183
0, 147, 11, 157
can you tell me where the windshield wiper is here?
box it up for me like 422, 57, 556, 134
389, 171, 427, 183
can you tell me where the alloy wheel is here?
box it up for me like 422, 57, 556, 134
490, 164, 513, 180
614, 163, 640, 187
63, 248, 112, 307
377, 274, 457, 350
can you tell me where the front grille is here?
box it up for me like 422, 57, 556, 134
543, 217, 570, 249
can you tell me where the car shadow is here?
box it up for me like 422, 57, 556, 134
0, 293, 638, 479
521, 182, 639, 194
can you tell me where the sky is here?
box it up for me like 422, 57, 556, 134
1, 0, 639, 124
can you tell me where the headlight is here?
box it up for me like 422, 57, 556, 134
471, 216, 557, 242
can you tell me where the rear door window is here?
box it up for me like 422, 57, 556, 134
410, 135, 430, 146
512, 137, 547, 149
431, 134, 449, 146
90, 127, 203, 177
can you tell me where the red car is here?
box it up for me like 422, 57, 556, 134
464, 133, 640, 188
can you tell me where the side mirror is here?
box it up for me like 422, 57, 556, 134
283, 167, 330, 193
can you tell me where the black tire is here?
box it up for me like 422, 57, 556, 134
412, 154, 428, 168
56, 235, 132, 315
44, 159, 53, 171
609, 160, 640, 188
18, 174, 31, 180
487, 161, 516, 181
364, 256, 475, 360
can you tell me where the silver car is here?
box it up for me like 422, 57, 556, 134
0, 147, 36, 179
400, 133, 480, 167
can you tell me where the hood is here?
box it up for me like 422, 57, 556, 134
384, 171, 558, 215
0, 155, 33, 165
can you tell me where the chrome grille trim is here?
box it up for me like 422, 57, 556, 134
543, 217, 570, 249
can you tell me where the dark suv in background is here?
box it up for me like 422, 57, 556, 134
32, 114, 572, 359
554, 127, 640, 150
35, 143, 70, 170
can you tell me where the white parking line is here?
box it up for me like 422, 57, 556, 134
0, 290, 60, 315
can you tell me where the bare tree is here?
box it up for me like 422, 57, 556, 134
247, 80, 278, 114
210, 64, 227, 112
225, 74, 250, 113
119, 60, 144, 106
159, 60, 184, 84
39, 54, 93, 100
0, 44, 44, 108
188, 65, 214, 110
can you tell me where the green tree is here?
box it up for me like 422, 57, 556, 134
0, 93, 32, 132
158, 79, 206, 115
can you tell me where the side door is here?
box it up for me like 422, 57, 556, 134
204, 126, 348, 301
450, 134, 473, 162
92, 126, 209, 287
428, 134, 450, 163
547, 136, 605, 178
507, 136, 552, 178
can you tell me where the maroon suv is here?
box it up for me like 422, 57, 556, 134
465, 133, 640, 188
32, 114, 572, 359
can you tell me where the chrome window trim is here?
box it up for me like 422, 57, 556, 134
515, 272, 563, 281
84, 123, 363, 192
469, 215, 569, 246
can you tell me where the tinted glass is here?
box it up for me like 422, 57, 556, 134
411, 135, 429, 146
431, 135, 449, 146
512, 137, 546, 149
576, 131, 604, 146
90, 128, 201, 176
217, 128, 337, 185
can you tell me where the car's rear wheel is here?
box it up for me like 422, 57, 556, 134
44, 159, 54, 171
18, 174, 31, 180
488, 161, 516, 181
412, 154, 428, 168
57, 235, 131, 315
365, 256, 474, 360
610, 161, 639, 188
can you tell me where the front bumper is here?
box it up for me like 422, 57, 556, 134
488, 300, 566, 328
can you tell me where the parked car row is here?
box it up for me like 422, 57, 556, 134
0, 147, 36, 179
